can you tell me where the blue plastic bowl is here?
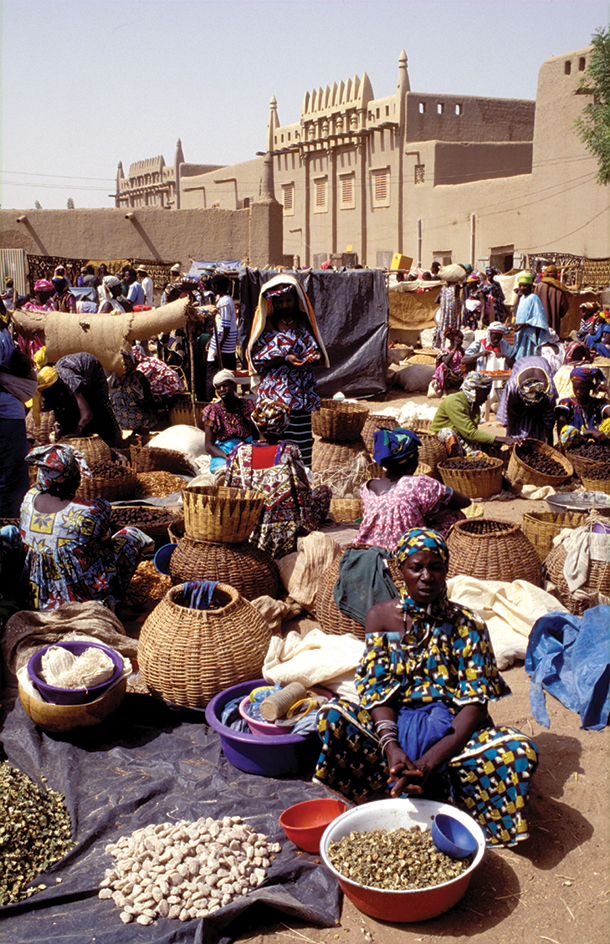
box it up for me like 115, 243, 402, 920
431, 812, 479, 859
205, 679, 318, 777
28, 641, 124, 706
154, 543, 177, 575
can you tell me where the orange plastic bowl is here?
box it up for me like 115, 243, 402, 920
279, 797, 348, 854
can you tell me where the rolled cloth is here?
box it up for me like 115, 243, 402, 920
251, 398, 291, 435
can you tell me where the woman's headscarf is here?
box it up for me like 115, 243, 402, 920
52, 277, 67, 294
32, 362, 59, 424
98, 275, 122, 306
34, 279, 54, 294
251, 398, 291, 436
564, 341, 594, 365
372, 428, 421, 467
246, 274, 330, 373
395, 528, 449, 568
213, 369, 237, 387
518, 378, 548, 404
570, 365, 605, 388
443, 326, 463, 342
517, 272, 534, 285
26, 444, 90, 493
486, 266, 499, 278
461, 371, 492, 404
483, 321, 507, 352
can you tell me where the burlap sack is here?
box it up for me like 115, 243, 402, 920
45, 311, 133, 373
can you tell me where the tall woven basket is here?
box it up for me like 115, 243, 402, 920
75, 464, 137, 502
26, 409, 56, 446
315, 545, 404, 641
182, 485, 264, 544
311, 400, 369, 442
438, 457, 503, 499
169, 536, 280, 600
361, 414, 399, 454
130, 444, 193, 476
580, 472, 610, 495
507, 440, 573, 488
138, 583, 271, 708
312, 438, 368, 473
410, 423, 446, 476
59, 434, 111, 465
544, 532, 610, 616
446, 518, 542, 586
522, 509, 587, 561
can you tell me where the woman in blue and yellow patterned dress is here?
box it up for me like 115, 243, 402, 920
314, 528, 539, 848
1, 444, 152, 611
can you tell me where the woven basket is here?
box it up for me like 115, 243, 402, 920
409, 424, 446, 475
446, 518, 542, 586
438, 457, 503, 500
311, 399, 369, 442
25, 409, 55, 446
315, 545, 404, 641
568, 453, 608, 479
545, 537, 610, 616
59, 434, 111, 465
522, 510, 587, 561
312, 438, 368, 473
75, 465, 137, 502
168, 518, 185, 544
138, 583, 271, 708
580, 474, 610, 495
130, 444, 193, 476
182, 485, 264, 544
169, 395, 205, 428
0, 517, 19, 528
330, 497, 363, 522
110, 507, 181, 545
507, 440, 574, 488
361, 413, 399, 453
169, 536, 279, 600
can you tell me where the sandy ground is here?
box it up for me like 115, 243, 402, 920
229, 388, 610, 944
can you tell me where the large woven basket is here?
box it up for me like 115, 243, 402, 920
167, 518, 185, 544
169, 536, 279, 600
312, 399, 369, 442
580, 473, 610, 495
545, 536, 610, 616
138, 583, 271, 708
169, 395, 205, 428
522, 509, 587, 561
330, 497, 363, 522
438, 456, 503, 499
75, 464, 137, 502
361, 413, 399, 454
26, 409, 55, 446
446, 518, 542, 586
507, 440, 574, 488
59, 434, 111, 466
312, 437, 368, 473
315, 545, 404, 641
182, 485, 264, 544
568, 452, 608, 480
129, 444, 193, 476
410, 424, 446, 475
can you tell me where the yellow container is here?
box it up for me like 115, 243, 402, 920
390, 253, 413, 271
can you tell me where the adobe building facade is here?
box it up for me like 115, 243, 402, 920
111, 45, 608, 270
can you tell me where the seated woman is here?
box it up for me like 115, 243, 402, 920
584, 310, 610, 358
202, 370, 256, 474
553, 340, 594, 400
315, 528, 539, 848
496, 355, 557, 444
556, 365, 610, 448
1, 444, 152, 611
225, 398, 331, 558
430, 372, 514, 457
431, 328, 465, 396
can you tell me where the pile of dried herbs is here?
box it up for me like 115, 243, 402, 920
0, 761, 74, 905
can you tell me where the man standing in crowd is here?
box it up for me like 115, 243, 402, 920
206, 274, 238, 400
137, 266, 154, 306
122, 266, 145, 307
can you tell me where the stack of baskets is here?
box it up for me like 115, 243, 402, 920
311, 399, 369, 473
361, 413, 399, 454
409, 420, 446, 477
507, 439, 573, 488
522, 509, 587, 561
438, 456, 503, 500
446, 518, 542, 586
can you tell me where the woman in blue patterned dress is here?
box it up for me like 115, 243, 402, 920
1, 445, 152, 611
314, 528, 539, 847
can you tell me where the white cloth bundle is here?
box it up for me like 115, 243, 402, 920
41, 645, 116, 689
263, 628, 364, 700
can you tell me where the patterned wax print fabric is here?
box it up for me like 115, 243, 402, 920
433, 284, 462, 348
53, 352, 121, 444
225, 441, 331, 558
555, 395, 610, 433
132, 355, 184, 401
432, 348, 463, 392
354, 474, 462, 550
496, 356, 557, 441
479, 275, 506, 321
251, 325, 321, 412
202, 397, 256, 443
108, 373, 161, 431
14, 489, 152, 610
314, 589, 539, 847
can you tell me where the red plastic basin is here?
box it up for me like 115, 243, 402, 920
279, 797, 347, 854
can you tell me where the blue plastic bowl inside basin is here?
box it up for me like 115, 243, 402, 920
154, 543, 177, 575
28, 641, 124, 706
431, 812, 479, 859
205, 679, 318, 777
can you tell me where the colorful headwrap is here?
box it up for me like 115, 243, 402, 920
213, 369, 237, 387
37, 365, 58, 391
517, 272, 534, 285
26, 444, 91, 493
52, 277, 66, 293
251, 398, 291, 435
395, 528, 449, 568
518, 378, 548, 404
34, 279, 54, 294
373, 428, 421, 467
486, 266, 499, 278
461, 371, 492, 403
564, 340, 594, 365
580, 301, 599, 313
102, 275, 121, 289
560, 424, 583, 448
461, 264, 473, 276
466, 273, 481, 283
570, 365, 604, 388
263, 283, 295, 299
443, 326, 463, 341
600, 310, 610, 324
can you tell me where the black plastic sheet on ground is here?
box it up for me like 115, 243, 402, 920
0, 684, 341, 944
238, 268, 389, 399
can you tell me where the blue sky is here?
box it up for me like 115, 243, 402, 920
1, 0, 608, 209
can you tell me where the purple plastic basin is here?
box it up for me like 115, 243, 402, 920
205, 679, 318, 777
28, 641, 124, 705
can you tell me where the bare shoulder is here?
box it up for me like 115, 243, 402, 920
365, 598, 404, 635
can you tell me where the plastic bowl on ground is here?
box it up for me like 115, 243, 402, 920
320, 798, 486, 923
205, 679, 319, 777
27, 641, 125, 706
431, 812, 479, 858
279, 797, 348, 854
238, 695, 293, 737
154, 542, 177, 575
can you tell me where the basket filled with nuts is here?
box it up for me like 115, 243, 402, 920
507, 439, 573, 487
75, 461, 137, 502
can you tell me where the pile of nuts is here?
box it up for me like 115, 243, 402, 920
135, 471, 187, 498
124, 560, 172, 605
99, 815, 281, 925
517, 443, 566, 476
440, 458, 494, 471
569, 441, 610, 462
87, 461, 132, 478
110, 506, 179, 533
327, 826, 469, 890
0, 763, 74, 906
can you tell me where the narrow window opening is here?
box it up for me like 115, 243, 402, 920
579, 57, 586, 71
565, 61, 571, 75
437, 103, 444, 115
418, 102, 426, 114
455, 104, 462, 116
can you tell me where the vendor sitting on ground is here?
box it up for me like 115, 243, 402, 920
584, 309, 610, 358
314, 527, 539, 848
430, 372, 515, 456
556, 365, 610, 448
496, 356, 558, 444
202, 370, 256, 473
431, 327, 465, 395
0, 445, 152, 611
225, 398, 331, 558
462, 322, 514, 372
